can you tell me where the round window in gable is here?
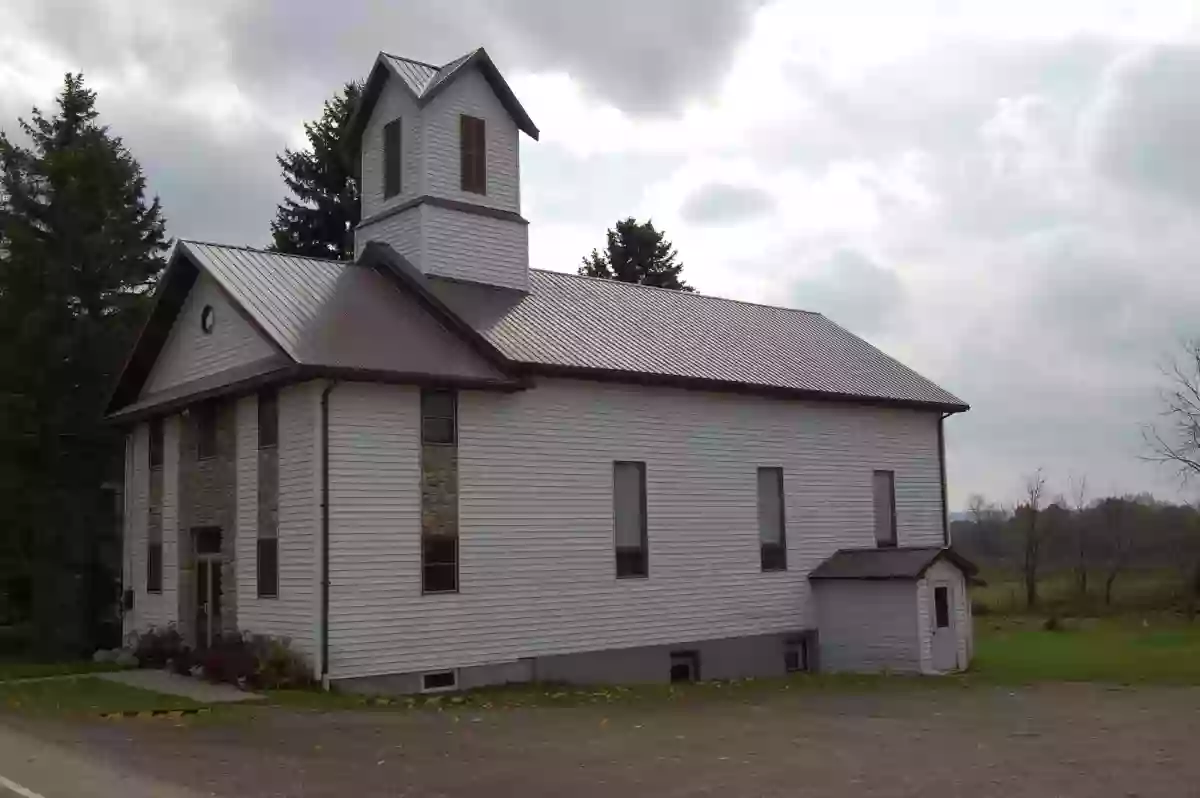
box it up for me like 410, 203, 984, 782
200, 305, 215, 334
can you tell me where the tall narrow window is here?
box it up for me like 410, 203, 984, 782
421, 389, 456, 445
614, 461, 648, 578
383, 118, 402, 198
196, 402, 218, 460
459, 115, 486, 194
149, 418, 164, 469
257, 538, 279, 598
146, 541, 162, 594
258, 389, 278, 449
934, 586, 950, 628
873, 469, 897, 547
422, 537, 458, 594
757, 467, 787, 571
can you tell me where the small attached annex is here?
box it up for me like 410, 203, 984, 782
810, 547, 978, 674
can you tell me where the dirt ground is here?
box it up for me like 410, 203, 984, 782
7, 683, 1200, 797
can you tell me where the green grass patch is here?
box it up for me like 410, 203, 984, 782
0, 676, 204, 716
972, 615, 1200, 685
973, 568, 1185, 616
0, 659, 125, 682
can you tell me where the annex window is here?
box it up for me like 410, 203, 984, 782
784, 635, 809, 673
613, 461, 648, 578
872, 469, 897, 548
196, 402, 218, 460
421, 389, 456, 445
257, 538, 279, 599
459, 114, 486, 194
422, 536, 458, 594
258, 389, 278, 449
146, 541, 163, 594
149, 418, 164, 469
757, 467, 787, 571
383, 118, 402, 199
934, 586, 950, 629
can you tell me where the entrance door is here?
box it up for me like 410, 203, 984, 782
194, 527, 223, 650
930, 582, 958, 671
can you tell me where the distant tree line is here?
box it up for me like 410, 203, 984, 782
953, 480, 1200, 618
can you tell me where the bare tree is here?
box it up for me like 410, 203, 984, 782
1069, 474, 1090, 596
1097, 497, 1139, 606
1018, 469, 1047, 609
1145, 340, 1200, 481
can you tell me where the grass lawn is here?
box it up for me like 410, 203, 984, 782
0, 659, 125, 682
973, 568, 1186, 616
0, 676, 204, 716
972, 615, 1200, 684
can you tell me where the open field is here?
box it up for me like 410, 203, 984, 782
972, 568, 1189, 616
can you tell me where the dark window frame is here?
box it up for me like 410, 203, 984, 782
934, 585, 950, 629
757, 466, 787, 572
257, 538, 279, 599
146, 541, 163, 594
421, 535, 459, 595
669, 650, 700, 683
195, 402, 219, 460
383, 118, 402, 199
459, 114, 487, 195
258, 389, 278, 450
149, 418, 164, 469
872, 469, 898, 548
420, 388, 457, 445
613, 461, 649, 579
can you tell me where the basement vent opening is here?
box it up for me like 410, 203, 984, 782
421, 669, 458, 692
669, 651, 700, 683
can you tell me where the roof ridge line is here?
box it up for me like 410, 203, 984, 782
380, 51, 441, 70
528, 268, 822, 316
179, 239, 345, 266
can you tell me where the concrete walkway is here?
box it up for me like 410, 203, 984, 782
98, 669, 262, 703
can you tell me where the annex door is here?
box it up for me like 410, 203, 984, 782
194, 527, 223, 650
930, 582, 958, 671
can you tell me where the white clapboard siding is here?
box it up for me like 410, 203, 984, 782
234, 395, 262, 631
261, 382, 321, 664
325, 378, 944, 679
123, 426, 147, 636
359, 79, 423, 220
157, 415, 181, 626
355, 205, 423, 263
816, 580, 922, 672
420, 204, 528, 290
143, 273, 276, 396
423, 68, 520, 212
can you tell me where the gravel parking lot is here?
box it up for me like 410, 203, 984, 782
5, 682, 1200, 797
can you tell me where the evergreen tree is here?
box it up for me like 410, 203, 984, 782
270, 82, 361, 260
579, 217, 692, 291
0, 74, 166, 654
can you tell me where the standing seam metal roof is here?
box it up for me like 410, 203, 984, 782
171, 241, 967, 411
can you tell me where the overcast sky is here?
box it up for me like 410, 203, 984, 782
5, 0, 1200, 508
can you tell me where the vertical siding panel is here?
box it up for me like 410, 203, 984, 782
815, 581, 922, 672
142, 274, 276, 396
326, 379, 945, 679
125, 426, 148, 635
235, 395, 261, 629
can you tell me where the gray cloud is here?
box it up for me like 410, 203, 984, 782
679, 182, 775, 226
1086, 44, 1200, 205
788, 249, 905, 336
